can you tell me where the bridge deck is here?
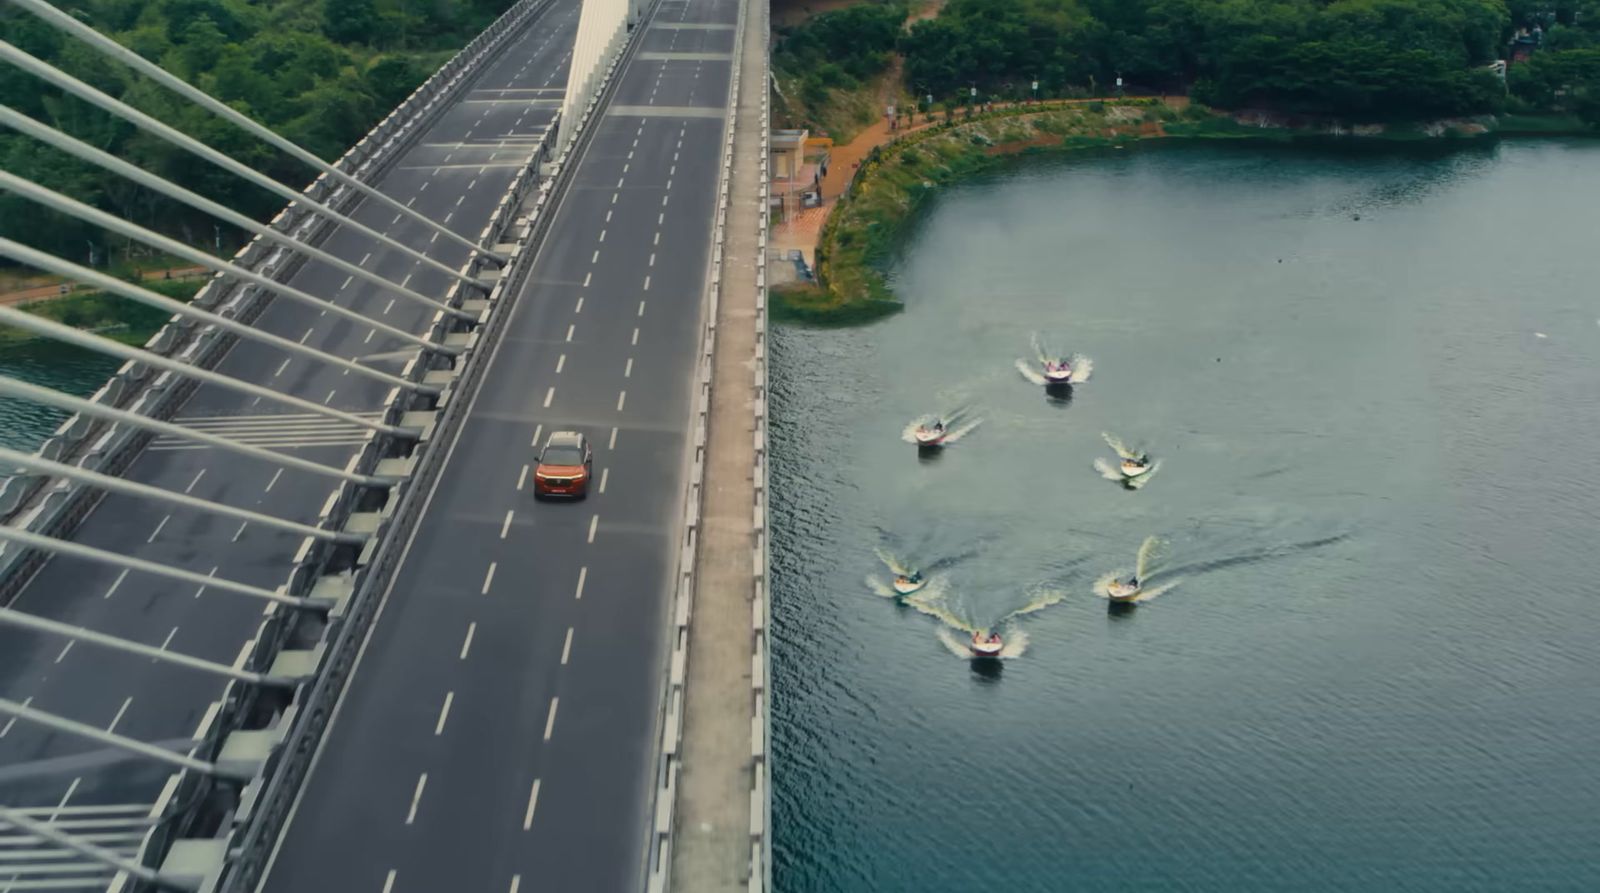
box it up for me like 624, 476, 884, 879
0, 0, 579, 818
256, 0, 741, 888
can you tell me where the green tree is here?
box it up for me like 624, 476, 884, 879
325, 0, 380, 45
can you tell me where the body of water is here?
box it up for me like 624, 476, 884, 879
771, 139, 1600, 891
0, 340, 119, 456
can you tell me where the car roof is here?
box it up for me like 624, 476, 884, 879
545, 430, 585, 448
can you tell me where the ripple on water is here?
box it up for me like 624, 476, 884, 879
0, 340, 120, 457
772, 141, 1600, 892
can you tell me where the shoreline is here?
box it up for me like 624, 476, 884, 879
0, 279, 205, 347
774, 101, 1593, 325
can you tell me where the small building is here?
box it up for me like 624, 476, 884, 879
770, 129, 829, 222
771, 129, 808, 180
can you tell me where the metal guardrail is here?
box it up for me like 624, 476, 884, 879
641, 0, 770, 887
753, 3, 774, 886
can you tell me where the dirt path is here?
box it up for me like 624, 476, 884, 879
0, 266, 208, 307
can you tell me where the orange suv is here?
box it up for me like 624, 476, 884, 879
533, 430, 592, 499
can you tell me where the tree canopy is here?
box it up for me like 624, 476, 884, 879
0, 0, 512, 267
902, 0, 1521, 119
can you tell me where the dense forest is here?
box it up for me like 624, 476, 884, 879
0, 0, 513, 270
776, 0, 1600, 132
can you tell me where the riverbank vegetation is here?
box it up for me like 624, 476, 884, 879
902, 0, 1515, 119
784, 95, 1556, 323
772, 1, 908, 141
781, 0, 1600, 323
779, 1, 1600, 134
778, 100, 1201, 323
0, 0, 513, 270
0, 278, 205, 346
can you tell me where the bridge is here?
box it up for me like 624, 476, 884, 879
0, 0, 773, 888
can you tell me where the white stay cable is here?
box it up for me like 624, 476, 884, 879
0, 105, 475, 320
0, 39, 487, 291
5, 0, 505, 264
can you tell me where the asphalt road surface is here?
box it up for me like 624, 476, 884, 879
258, 0, 740, 889
0, 0, 581, 823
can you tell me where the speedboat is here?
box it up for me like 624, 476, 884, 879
969, 630, 1004, 658
1042, 360, 1074, 384
1106, 578, 1142, 602
892, 574, 926, 596
913, 424, 947, 447
1120, 457, 1151, 477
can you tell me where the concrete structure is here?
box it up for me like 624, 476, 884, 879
0, 0, 770, 887
666, 0, 770, 886
769, 128, 824, 223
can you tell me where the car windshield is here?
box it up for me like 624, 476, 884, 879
541, 446, 585, 466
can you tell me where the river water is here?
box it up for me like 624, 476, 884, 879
0, 341, 117, 458
770, 139, 1600, 892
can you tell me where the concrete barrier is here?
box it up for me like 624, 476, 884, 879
644, 0, 772, 887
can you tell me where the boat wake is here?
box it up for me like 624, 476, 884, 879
900, 407, 982, 445
937, 626, 1029, 659
1014, 355, 1093, 386
1094, 457, 1162, 488
895, 579, 1068, 660
1094, 536, 1180, 603
1102, 432, 1138, 460
901, 586, 974, 632
873, 546, 915, 577
1163, 533, 1351, 580
997, 584, 1069, 623
1092, 570, 1180, 603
